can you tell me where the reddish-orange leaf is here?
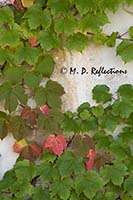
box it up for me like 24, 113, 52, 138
86, 157, 95, 170
40, 104, 49, 116
13, 139, 28, 153
21, 107, 37, 127
87, 149, 96, 158
86, 149, 96, 170
56, 134, 67, 149
29, 36, 38, 47
30, 143, 42, 158
28, 112, 37, 127
43, 134, 67, 156
21, 107, 31, 119
21, 146, 34, 162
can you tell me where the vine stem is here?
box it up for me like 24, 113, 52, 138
119, 31, 129, 38
67, 133, 76, 147
87, 31, 132, 42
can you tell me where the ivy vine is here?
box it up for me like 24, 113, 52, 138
0, 0, 133, 200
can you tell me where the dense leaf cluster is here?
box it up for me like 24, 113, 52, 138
0, 84, 133, 199
0, 1, 133, 199
0, 148, 132, 200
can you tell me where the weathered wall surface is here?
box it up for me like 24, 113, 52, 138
0, 6, 133, 180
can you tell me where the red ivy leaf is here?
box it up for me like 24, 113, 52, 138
13, 139, 28, 153
21, 107, 31, 119
21, 107, 37, 127
87, 149, 96, 158
86, 149, 96, 170
28, 112, 37, 127
21, 146, 34, 162
40, 104, 49, 116
86, 157, 95, 170
29, 36, 38, 47
30, 143, 42, 158
43, 134, 67, 156
56, 134, 67, 149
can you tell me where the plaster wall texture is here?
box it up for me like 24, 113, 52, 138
0, 6, 133, 180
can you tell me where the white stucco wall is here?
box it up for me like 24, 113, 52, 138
0, 6, 133, 180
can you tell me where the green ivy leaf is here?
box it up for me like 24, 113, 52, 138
44, 80, 64, 108
110, 139, 131, 160
0, 29, 20, 47
118, 127, 133, 144
39, 30, 62, 51
6, 92, 18, 113
0, 49, 14, 65
98, 113, 120, 132
54, 16, 78, 35
0, 170, 17, 193
112, 100, 133, 118
24, 5, 52, 30
0, 6, 14, 28
47, 0, 70, 15
0, 81, 12, 102
100, 161, 128, 186
0, 118, 8, 140
129, 26, 133, 40
106, 32, 118, 47
0, 82, 27, 112
117, 84, 133, 101
40, 150, 57, 164
81, 116, 98, 132
24, 71, 42, 88
69, 0, 91, 16
80, 12, 109, 32
93, 33, 107, 45
121, 195, 132, 200
77, 102, 90, 113
98, 0, 122, 13
124, 173, 133, 197
79, 109, 91, 120
46, 91, 62, 108
38, 163, 59, 183
91, 105, 104, 117
69, 191, 80, 200
12, 181, 33, 199
42, 9, 52, 30
46, 80, 65, 96
36, 55, 55, 77
15, 46, 41, 65
66, 33, 88, 52
94, 191, 115, 200
3, 85, 27, 113
50, 178, 73, 200
116, 40, 133, 63
56, 151, 85, 178
93, 131, 113, 150
126, 114, 133, 128
13, 85, 28, 105
33, 187, 51, 200
23, 5, 43, 30
35, 87, 47, 106
4, 66, 24, 84
61, 118, 81, 133
92, 85, 112, 103
14, 160, 36, 181
75, 171, 104, 199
